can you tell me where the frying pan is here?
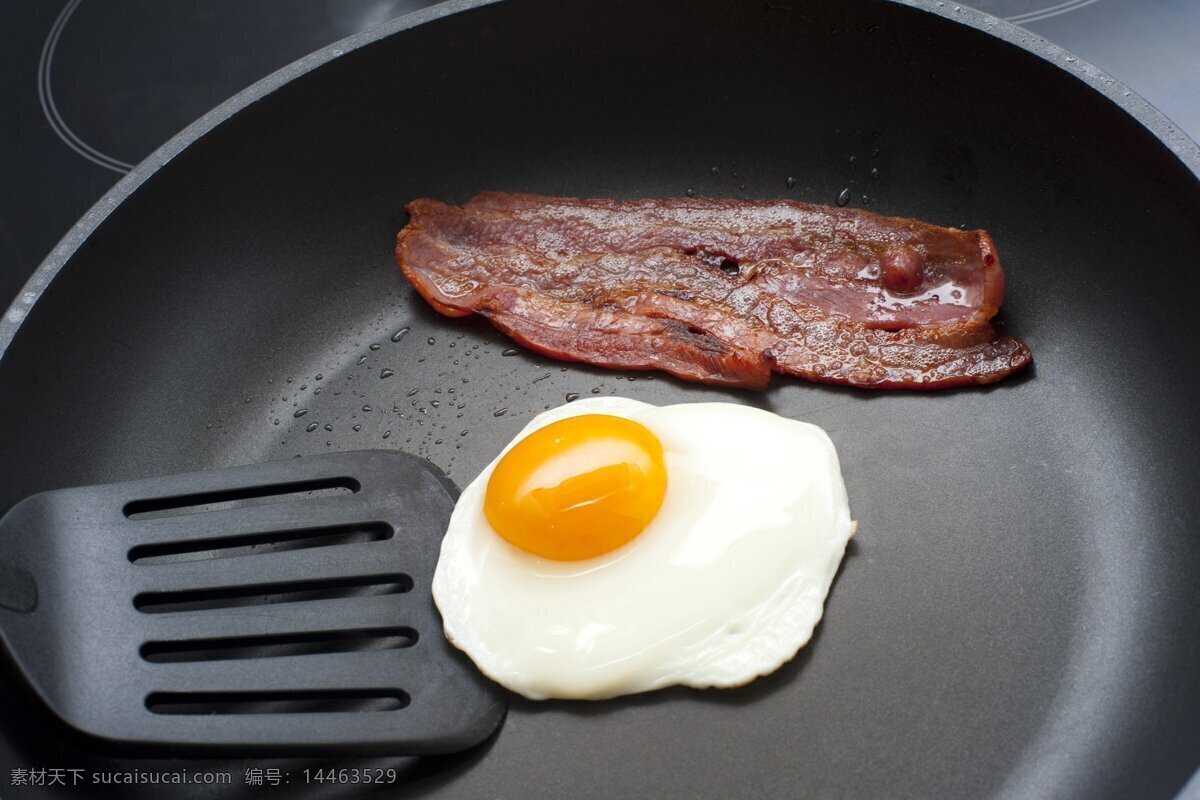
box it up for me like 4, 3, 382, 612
2, 0, 1198, 797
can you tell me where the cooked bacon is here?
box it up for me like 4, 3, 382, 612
395, 193, 1031, 390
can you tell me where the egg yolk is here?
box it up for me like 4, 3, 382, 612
484, 414, 667, 561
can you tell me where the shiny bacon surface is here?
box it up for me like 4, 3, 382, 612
396, 193, 1031, 389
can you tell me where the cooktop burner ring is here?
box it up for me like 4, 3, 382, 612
37, 0, 134, 175
1005, 1, 1101, 25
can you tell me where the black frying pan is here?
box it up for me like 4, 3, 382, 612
2, 1, 1198, 798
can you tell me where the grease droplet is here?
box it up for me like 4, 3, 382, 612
493, 408, 507, 417
305, 423, 319, 433
836, 188, 851, 206
293, 409, 308, 418
380, 369, 395, 379
786, 176, 797, 189
566, 392, 580, 402
391, 327, 410, 342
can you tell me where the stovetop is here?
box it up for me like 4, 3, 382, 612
2, 0, 1198, 311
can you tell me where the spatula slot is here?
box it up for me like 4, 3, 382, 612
145, 690, 409, 715
124, 477, 360, 520
140, 626, 417, 663
128, 521, 392, 565
134, 574, 412, 613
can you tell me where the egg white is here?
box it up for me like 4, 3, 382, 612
432, 396, 855, 700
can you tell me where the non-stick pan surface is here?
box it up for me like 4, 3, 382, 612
2, 1, 1198, 798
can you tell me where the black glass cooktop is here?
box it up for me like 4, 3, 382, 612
2, 0, 1198, 310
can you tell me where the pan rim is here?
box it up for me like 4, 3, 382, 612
1, 0, 1197, 362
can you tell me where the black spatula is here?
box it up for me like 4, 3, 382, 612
0, 450, 506, 755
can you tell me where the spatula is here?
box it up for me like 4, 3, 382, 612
0, 450, 506, 755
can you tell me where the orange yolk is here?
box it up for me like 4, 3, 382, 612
483, 414, 668, 561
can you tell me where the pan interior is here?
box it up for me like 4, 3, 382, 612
1, 1, 1198, 798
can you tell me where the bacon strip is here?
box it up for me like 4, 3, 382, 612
395, 193, 1031, 390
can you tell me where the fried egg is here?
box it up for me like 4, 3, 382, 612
432, 396, 855, 700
